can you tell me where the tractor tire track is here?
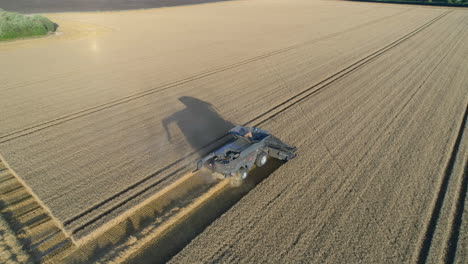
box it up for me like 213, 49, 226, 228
169, 9, 468, 263
0, 8, 414, 144
445, 162, 468, 263
247, 11, 451, 127
60, 10, 451, 238
416, 103, 468, 264
0, 7, 413, 93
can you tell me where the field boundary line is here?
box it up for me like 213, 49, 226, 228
61, 10, 451, 236
0, 9, 414, 144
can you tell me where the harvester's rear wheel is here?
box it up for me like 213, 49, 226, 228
238, 168, 248, 180
256, 152, 268, 167
230, 168, 248, 187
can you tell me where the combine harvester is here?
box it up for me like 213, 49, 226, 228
62, 126, 296, 262
196, 126, 297, 182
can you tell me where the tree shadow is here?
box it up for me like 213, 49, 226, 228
162, 96, 234, 156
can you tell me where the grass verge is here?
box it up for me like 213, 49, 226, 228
0, 9, 57, 41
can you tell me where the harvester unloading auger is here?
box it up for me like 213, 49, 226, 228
195, 126, 297, 181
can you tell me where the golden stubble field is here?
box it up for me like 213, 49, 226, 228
0, 0, 466, 263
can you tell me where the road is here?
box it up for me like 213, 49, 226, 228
0, 0, 467, 262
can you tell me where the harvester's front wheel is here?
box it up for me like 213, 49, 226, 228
256, 152, 268, 167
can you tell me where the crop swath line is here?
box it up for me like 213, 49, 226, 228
0, 157, 74, 262
246, 11, 452, 127
62, 133, 235, 231
61, 11, 451, 237
67, 167, 185, 235
356, 25, 467, 169
0, 9, 413, 144
416, 104, 467, 264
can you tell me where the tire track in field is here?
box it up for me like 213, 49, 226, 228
445, 162, 468, 263
0, 8, 412, 93
416, 103, 467, 264
209, 42, 459, 259
246, 11, 450, 128
171, 17, 467, 262
0, 8, 414, 144
0, 8, 412, 92
298, 24, 466, 260
355, 25, 467, 168
61, 10, 451, 237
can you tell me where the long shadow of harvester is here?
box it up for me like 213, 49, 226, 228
162, 96, 234, 157
128, 97, 287, 264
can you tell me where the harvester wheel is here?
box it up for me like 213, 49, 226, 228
238, 168, 248, 180
256, 152, 268, 167
230, 168, 248, 187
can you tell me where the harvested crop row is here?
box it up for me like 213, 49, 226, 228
55, 8, 452, 239
68, 160, 283, 264
46, 9, 464, 262
0, 158, 74, 263
0, 215, 32, 264
170, 9, 468, 264
0, 3, 445, 238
